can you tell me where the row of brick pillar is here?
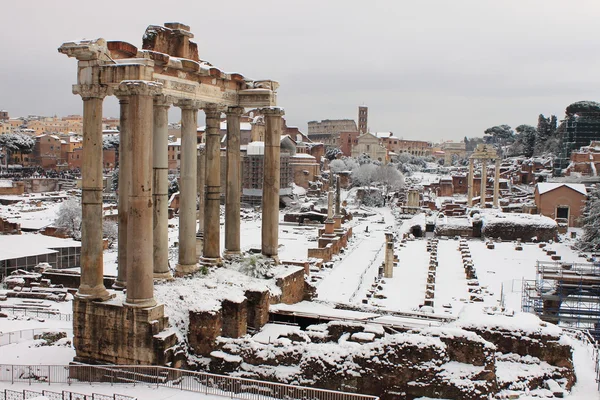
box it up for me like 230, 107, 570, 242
75, 80, 284, 307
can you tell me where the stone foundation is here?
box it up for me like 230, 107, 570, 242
245, 289, 270, 330
188, 308, 223, 356
73, 298, 177, 365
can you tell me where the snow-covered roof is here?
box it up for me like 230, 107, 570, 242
536, 183, 587, 196
247, 141, 264, 155
0, 234, 81, 262
291, 153, 316, 159
375, 132, 392, 138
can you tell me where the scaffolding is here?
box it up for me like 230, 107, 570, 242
523, 260, 600, 339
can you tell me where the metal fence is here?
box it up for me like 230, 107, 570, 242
0, 388, 136, 400
0, 306, 72, 322
0, 365, 379, 400
0, 329, 73, 347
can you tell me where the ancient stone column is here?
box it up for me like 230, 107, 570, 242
260, 107, 285, 259
467, 158, 474, 207
176, 100, 201, 275
114, 96, 131, 289
119, 81, 161, 308
224, 106, 244, 257
480, 159, 487, 207
197, 146, 205, 237
334, 175, 343, 230
153, 95, 172, 279
493, 158, 501, 208
384, 232, 394, 278
76, 86, 110, 300
202, 105, 223, 263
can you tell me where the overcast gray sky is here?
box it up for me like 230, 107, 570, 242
1, 0, 600, 142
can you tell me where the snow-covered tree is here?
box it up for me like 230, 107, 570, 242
54, 199, 82, 239
103, 135, 120, 150
0, 132, 35, 164
325, 147, 342, 161
103, 220, 118, 249
168, 176, 179, 198
374, 164, 404, 204
578, 185, 600, 252
329, 159, 347, 173
357, 153, 372, 165
351, 163, 377, 187
484, 125, 514, 145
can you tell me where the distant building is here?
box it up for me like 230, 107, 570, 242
241, 140, 293, 205
376, 133, 432, 157
351, 132, 388, 163
534, 183, 587, 227
307, 118, 358, 150
0, 110, 8, 121
33, 134, 63, 169
564, 141, 600, 177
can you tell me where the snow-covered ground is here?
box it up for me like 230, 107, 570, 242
2, 190, 600, 399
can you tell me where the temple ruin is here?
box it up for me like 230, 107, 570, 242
467, 144, 501, 208
59, 22, 282, 365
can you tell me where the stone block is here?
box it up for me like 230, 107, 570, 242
221, 298, 247, 338
245, 289, 270, 330
72, 298, 176, 366
188, 308, 222, 356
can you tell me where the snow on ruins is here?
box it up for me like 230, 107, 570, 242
1, 19, 600, 400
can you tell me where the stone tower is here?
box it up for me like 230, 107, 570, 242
358, 105, 368, 134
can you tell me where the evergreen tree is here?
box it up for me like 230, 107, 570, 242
515, 125, 537, 157
578, 185, 600, 252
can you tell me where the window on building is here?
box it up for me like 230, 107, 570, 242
556, 206, 569, 220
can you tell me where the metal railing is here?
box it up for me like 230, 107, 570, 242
0, 365, 379, 400
0, 306, 72, 322
0, 329, 73, 347
0, 388, 135, 400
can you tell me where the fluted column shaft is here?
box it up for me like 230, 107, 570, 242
225, 107, 244, 255
493, 158, 501, 208
261, 108, 285, 258
153, 96, 171, 278
120, 81, 160, 308
115, 96, 131, 289
176, 101, 200, 274
203, 106, 222, 260
467, 158, 474, 207
78, 89, 110, 300
480, 159, 487, 207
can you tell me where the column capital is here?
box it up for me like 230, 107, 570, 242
175, 99, 204, 110
115, 80, 163, 98
203, 104, 226, 118
226, 106, 245, 116
259, 106, 285, 117
73, 84, 111, 100
154, 94, 174, 108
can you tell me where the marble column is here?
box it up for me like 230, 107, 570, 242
114, 96, 131, 289
493, 158, 501, 208
119, 81, 160, 308
76, 86, 110, 300
153, 95, 172, 279
176, 100, 200, 275
480, 159, 487, 207
196, 145, 205, 239
224, 106, 244, 257
202, 105, 222, 263
467, 158, 474, 207
260, 108, 285, 259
